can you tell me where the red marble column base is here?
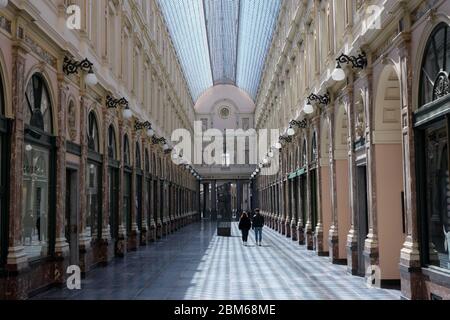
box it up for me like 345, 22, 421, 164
127, 230, 139, 252
291, 224, 298, 241
115, 236, 127, 257
297, 226, 305, 245
314, 229, 327, 256
97, 239, 115, 265
280, 218, 286, 235
2, 269, 29, 300
156, 223, 162, 239
148, 225, 156, 242
328, 236, 341, 264
306, 230, 314, 250
79, 245, 94, 274
140, 228, 148, 246
285, 220, 291, 238
346, 241, 359, 275
162, 222, 169, 236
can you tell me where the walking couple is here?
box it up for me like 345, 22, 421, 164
238, 208, 264, 246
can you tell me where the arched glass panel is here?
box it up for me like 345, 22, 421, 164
311, 132, 318, 161
24, 74, 52, 133
145, 150, 150, 173
135, 142, 141, 169
123, 135, 130, 166
87, 111, 99, 152
420, 23, 450, 107
108, 126, 117, 159
302, 140, 307, 167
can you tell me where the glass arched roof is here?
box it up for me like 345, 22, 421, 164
158, 0, 281, 102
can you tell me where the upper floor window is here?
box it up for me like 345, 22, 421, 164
124, 135, 131, 166
135, 142, 141, 169
311, 132, 318, 162
87, 111, 99, 152
108, 125, 117, 159
145, 150, 150, 173
24, 74, 52, 133
420, 23, 450, 107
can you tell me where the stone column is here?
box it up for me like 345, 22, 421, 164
139, 139, 148, 245
78, 96, 92, 272
327, 107, 340, 263
148, 171, 156, 242
360, 60, 379, 277
116, 118, 127, 256
278, 180, 284, 234
5, 44, 28, 299
344, 82, 360, 275
290, 178, 298, 241
396, 32, 424, 300
99, 111, 113, 263
297, 173, 305, 245
128, 132, 139, 251
285, 177, 291, 238
211, 180, 217, 220
305, 130, 314, 250
155, 174, 162, 239
313, 115, 325, 255
53, 73, 70, 283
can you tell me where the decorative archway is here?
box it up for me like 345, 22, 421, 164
22, 73, 55, 259
373, 63, 404, 281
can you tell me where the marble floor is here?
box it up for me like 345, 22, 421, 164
32, 221, 400, 300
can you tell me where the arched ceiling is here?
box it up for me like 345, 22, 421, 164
158, 0, 281, 103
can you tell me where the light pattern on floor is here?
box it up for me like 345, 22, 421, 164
33, 221, 400, 300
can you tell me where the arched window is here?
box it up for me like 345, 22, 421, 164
311, 132, 318, 162
22, 73, 54, 259
108, 125, 117, 159
416, 22, 450, 271
145, 150, 150, 173
419, 23, 450, 106
135, 142, 141, 169
123, 135, 131, 166
24, 73, 52, 133
87, 111, 99, 152
302, 140, 307, 167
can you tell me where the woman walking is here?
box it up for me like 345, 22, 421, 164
238, 211, 252, 246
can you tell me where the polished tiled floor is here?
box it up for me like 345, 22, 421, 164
32, 221, 400, 300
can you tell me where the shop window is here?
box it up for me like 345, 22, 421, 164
86, 111, 101, 239
417, 23, 450, 271
108, 126, 118, 240
108, 125, 117, 159
22, 74, 53, 259
87, 111, 99, 152
123, 135, 131, 232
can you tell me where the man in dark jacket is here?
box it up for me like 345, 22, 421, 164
252, 208, 264, 246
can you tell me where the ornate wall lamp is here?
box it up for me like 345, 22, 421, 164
106, 95, 132, 119
332, 52, 368, 81
287, 119, 308, 136
152, 135, 171, 153
278, 134, 293, 147
303, 93, 330, 114
63, 56, 98, 86
135, 120, 155, 138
